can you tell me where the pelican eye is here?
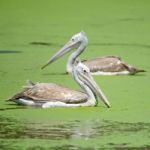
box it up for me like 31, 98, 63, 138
72, 38, 75, 42
83, 69, 87, 73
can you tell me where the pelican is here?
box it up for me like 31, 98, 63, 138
9, 62, 111, 108
41, 31, 145, 75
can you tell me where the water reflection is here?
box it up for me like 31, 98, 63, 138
0, 140, 19, 150
49, 145, 150, 150
0, 50, 22, 54
90, 42, 150, 49
30, 42, 53, 46
0, 115, 150, 141
30, 41, 60, 46
26, 145, 96, 150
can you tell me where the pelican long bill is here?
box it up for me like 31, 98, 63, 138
41, 39, 79, 69
78, 70, 111, 108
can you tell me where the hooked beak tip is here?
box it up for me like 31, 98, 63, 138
41, 64, 47, 70
106, 103, 111, 108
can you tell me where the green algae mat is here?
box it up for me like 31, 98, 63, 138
0, 0, 150, 149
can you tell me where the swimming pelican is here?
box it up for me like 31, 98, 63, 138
41, 31, 145, 75
9, 62, 111, 108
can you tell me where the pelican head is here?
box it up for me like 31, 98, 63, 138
41, 31, 88, 70
73, 62, 111, 108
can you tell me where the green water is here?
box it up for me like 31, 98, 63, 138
0, 0, 150, 149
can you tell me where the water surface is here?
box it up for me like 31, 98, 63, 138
0, 0, 150, 149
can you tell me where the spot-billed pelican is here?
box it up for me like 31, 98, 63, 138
9, 62, 111, 108
41, 31, 145, 75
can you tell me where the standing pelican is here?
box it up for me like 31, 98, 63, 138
41, 31, 145, 75
9, 62, 111, 108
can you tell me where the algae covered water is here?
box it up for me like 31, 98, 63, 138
0, 0, 150, 149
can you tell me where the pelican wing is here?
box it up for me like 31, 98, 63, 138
82, 56, 131, 72
10, 83, 88, 104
